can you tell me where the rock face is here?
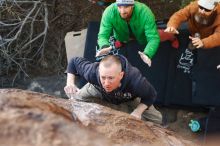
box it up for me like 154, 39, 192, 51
0, 89, 198, 146
0, 89, 113, 146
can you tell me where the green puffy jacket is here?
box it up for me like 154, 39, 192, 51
98, 1, 160, 58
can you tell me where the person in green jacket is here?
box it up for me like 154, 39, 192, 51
96, 0, 160, 67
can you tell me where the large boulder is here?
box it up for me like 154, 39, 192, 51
0, 89, 113, 146
0, 89, 197, 146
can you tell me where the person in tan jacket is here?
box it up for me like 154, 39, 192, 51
165, 0, 220, 49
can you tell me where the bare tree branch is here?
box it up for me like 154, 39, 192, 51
0, 0, 48, 86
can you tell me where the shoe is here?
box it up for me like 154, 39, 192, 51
142, 105, 163, 125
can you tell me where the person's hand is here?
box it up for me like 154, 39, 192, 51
96, 46, 112, 57
64, 85, 79, 99
130, 110, 142, 119
189, 36, 204, 48
217, 65, 220, 70
131, 103, 148, 119
164, 27, 179, 34
138, 51, 151, 67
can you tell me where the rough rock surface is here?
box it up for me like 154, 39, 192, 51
0, 89, 198, 146
0, 89, 113, 146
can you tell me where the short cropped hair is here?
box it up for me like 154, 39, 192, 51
99, 55, 122, 71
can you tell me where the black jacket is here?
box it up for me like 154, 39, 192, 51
67, 55, 157, 106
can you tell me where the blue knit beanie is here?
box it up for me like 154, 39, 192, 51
116, 0, 134, 6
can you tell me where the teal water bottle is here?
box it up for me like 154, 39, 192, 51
189, 120, 200, 132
